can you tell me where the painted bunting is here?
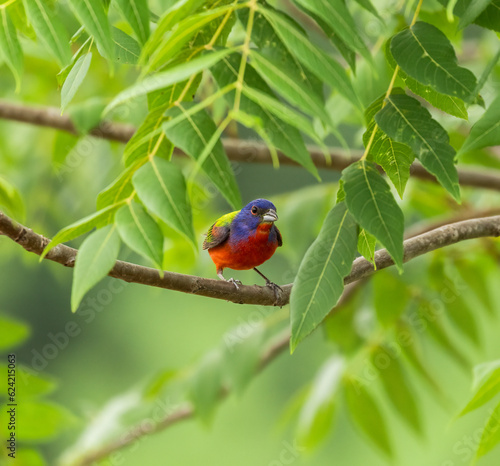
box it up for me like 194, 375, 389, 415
203, 199, 282, 293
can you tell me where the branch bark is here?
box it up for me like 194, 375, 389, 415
1, 210, 499, 307
1, 100, 500, 192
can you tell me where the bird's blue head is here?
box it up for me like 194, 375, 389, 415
233, 199, 278, 233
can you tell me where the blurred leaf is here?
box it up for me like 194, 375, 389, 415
375, 93, 461, 202
68, 0, 114, 62
42, 202, 125, 258
115, 0, 150, 45
163, 104, 241, 209
290, 202, 358, 352
0, 175, 25, 220
342, 160, 404, 271
143, 369, 178, 400
223, 324, 264, 395
189, 350, 223, 424
475, 400, 500, 459
460, 360, 500, 416
67, 97, 105, 133
71, 225, 121, 311
457, 0, 492, 29
454, 257, 494, 314
0, 8, 23, 91
297, 356, 344, 450
357, 229, 376, 266
0, 401, 75, 440
1, 365, 57, 398
14, 449, 46, 466
344, 378, 393, 456
371, 346, 422, 434
24, 0, 72, 66
390, 22, 478, 103
132, 158, 195, 246
0, 315, 29, 350
373, 271, 410, 327
109, 27, 141, 65
61, 52, 92, 113
295, 0, 372, 63
354, 0, 381, 19
459, 95, 500, 156
451, 0, 500, 32
106, 48, 235, 112
115, 201, 164, 269
259, 6, 361, 110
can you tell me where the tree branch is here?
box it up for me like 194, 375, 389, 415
1, 100, 500, 192
1, 210, 499, 307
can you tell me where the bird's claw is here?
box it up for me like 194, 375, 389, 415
227, 277, 242, 290
266, 281, 283, 306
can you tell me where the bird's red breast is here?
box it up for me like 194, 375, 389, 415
209, 223, 279, 271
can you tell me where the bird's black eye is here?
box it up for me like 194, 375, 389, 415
251, 206, 258, 215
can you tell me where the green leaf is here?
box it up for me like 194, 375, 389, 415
290, 202, 358, 352
132, 159, 195, 245
68, 0, 114, 62
342, 160, 404, 271
460, 360, 500, 416
0, 8, 23, 91
163, 104, 241, 209
448, 0, 500, 33
189, 350, 223, 424
13, 449, 46, 466
115, 0, 150, 45
390, 22, 478, 103
375, 93, 461, 202
57, 36, 92, 87
259, 6, 361, 110
384, 42, 467, 120
0, 175, 25, 220
475, 400, 500, 459
61, 52, 92, 113
344, 379, 393, 456
24, 0, 72, 66
373, 271, 410, 326
458, 0, 492, 29
354, 0, 382, 19
357, 229, 376, 266
143, 369, 177, 400
459, 95, 500, 156
295, 0, 372, 63
110, 27, 141, 65
0, 315, 29, 350
8, 365, 57, 398
297, 356, 344, 450
41, 202, 124, 259
71, 224, 120, 311
0, 401, 74, 441
250, 49, 332, 128
105, 48, 235, 113
115, 201, 164, 269
371, 346, 422, 434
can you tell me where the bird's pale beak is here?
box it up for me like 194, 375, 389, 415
262, 209, 278, 222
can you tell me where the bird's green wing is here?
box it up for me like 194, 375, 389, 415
202, 210, 240, 250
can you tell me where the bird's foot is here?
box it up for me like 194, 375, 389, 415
265, 281, 283, 306
227, 277, 242, 290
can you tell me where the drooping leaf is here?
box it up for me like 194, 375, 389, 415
163, 104, 241, 209
357, 229, 376, 266
294, 0, 372, 63
41, 202, 125, 259
354, 0, 382, 19
373, 271, 410, 327
460, 360, 500, 417
342, 160, 404, 271
259, 6, 361, 110
61, 53, 92, 113
24, 0, 72, 66
132, 158, 195, 245
115, 202, 164, 269
0, 175, 25, 220
0, 315, 29, 350
105, 48, 235, 112
457, 0, 493, 29
71, 225, 121, 311
459, 95, 500, 156
390, 22, 478, 103
371, 346, 422, 434
448, 0, 500, 32
297, 356, 344, 450
68, 0, 115, 61
290, 201, 358, 352
344, 379, 393, 456
375, 93, 461, 202
115, 0, 150, 45
0, 8, 23, 90
211, 55, 320, 178
57, 36, 92, 87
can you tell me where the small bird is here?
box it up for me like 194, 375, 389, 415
203, 199, 282, 296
